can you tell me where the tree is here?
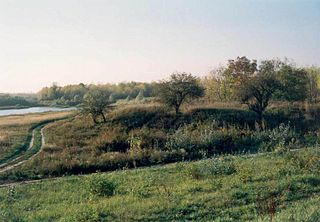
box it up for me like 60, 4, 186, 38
82, 89, 111, 124
202, 66, 232, 102
223, 56, 257, 100
237, 60, 281, 121
305, 66, 320, 103
276, 65, 309, 102
157, 73, 204, 114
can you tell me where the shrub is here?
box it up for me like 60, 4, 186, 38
165, 121, 269, 157
267, 123, 297, 152
86, 174, 117, 197
187, 157, 237, 180
209, 157, 237, 176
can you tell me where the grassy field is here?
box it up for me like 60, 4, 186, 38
0, 103, 319, 221
0, 148, 319, 221
1, 103, 319, 182
0, 112, 74, 166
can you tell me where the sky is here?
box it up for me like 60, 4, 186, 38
0, 0, 319, 93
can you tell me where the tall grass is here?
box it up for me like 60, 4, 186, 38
1, 103, 319, 181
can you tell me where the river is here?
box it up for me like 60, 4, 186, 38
0, 107, 77, 117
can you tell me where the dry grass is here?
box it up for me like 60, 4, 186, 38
0, 111, 74, 162
0, 111, 73, 127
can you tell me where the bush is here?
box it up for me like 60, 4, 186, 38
187, 157, 237, 180
267, 123, 297, 152
86, 174, 117, 197
209, 157, 237, 175
165, 121, 270, 157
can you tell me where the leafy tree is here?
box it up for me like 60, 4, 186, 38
276, 65, 309, 102
202, 66, 232, 102
237, 60, 281, 121
211, 56, 258, 101
305, 66, 320, 103
157, 73, 204, 114
82, 89, 111, 124
224, 56, 257, 98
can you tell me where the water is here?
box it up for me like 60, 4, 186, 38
0, 107, 77, 117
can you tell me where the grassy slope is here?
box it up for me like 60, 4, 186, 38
0, 112, 73, 165
0, 148, 319, 222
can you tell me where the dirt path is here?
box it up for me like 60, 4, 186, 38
0, 125, 47, 173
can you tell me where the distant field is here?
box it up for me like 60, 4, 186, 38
0, 148, 318, 221
0, 111, 74, 165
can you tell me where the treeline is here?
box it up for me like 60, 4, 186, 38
37, 57, 320, 108
37, 82, 157, 106
203, 57, 320, 103
0, 94, 38, 108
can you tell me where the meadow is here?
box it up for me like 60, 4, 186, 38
0, 98, 319, 221
0, 112, 74, 168
0, 147, 319, 221
1, 102, 319, 183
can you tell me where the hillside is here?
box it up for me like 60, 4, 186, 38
0, 148, 319, 221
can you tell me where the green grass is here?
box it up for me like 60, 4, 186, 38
0, 148, 319, 222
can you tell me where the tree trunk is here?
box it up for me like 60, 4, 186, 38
101, 112, 107, 122
92, 114, 98, 124
175, 105, 180, 115
257, 110, 265, 129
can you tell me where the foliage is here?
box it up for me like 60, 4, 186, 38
201, 66, 232, 102
37, 82, 156, 106
267, 123, 296, 152
157, 73, 204, 114
165, 120, 271, 157
275, 65, 309, 102
222, 56, 257, 100
237, 60, 281, 120
305, 66, 320, 103
86, 174, 117, 197
0, 94, 38, 108
82, 89, 111, 124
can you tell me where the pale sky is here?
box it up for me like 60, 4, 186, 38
0, 0, 319, 93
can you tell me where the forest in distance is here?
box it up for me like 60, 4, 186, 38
2, 56, 320, 109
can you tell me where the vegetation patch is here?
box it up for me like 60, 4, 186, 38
0, 148, 319, 221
